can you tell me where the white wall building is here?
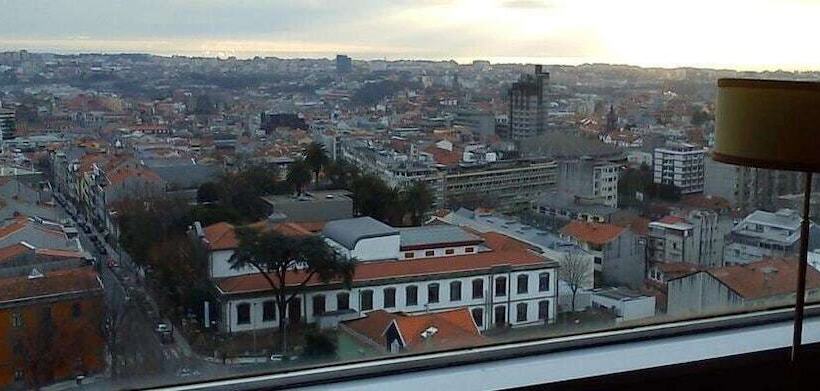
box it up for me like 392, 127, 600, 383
724, 209, 802, 265
200, 217, 559, 333
653, 142, 705, 194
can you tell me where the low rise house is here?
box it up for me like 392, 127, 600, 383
341, 308, 485, 353
724, 209, 802, 265
560, 220, 645, 289
667, 258, 820, 316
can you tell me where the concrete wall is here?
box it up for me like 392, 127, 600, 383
667, 271, 743, 316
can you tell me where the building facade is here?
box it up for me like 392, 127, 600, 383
724, 209, 802, 265
505, 65, 549, 141
201, 217, 559, 334
653, 142, 705, 194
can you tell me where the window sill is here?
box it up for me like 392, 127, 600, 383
155, 305, 820, 391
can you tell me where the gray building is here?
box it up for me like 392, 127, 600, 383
653, 142, 705, 194
503, 65, 549, 141
724, 209, 802, 265
262, 190, 353, 222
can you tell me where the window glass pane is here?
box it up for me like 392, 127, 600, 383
263, 300, 276, 322
406, 285, 418, 306
384, 288, 396, 308
428, 283, 440, 303
361, 290, 374, 311
337, 292, 350, 310
472, 279, 484, 299
450, 281, 462, 301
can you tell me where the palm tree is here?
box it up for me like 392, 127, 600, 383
402, 182, 434, 226
304, 142, 330, 185
286, 159, 312, 195
230, 228, 355, 353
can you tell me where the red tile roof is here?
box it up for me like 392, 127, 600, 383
0, 216, 28, 240
343, 308, 484, 352
216, 231, 550, 294
560, 221, 625, 245
705, 258, 820, 300
107, 166, 162, 186
203, 222, 238, 250
658, 215, 688, 225
0, 243, 32, 262
0, 267, 102, 304
202, 221, 314, 251
423, 145, 463, 166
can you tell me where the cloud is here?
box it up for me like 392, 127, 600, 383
501, 0, 556, 9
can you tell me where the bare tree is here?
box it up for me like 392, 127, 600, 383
559, 251, 592, 312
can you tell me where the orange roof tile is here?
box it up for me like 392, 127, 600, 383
0, 267, 102, 304
0, 216, 28, 240
658, 215, 688, 225
560, 221, 625, 245
203, 222, 238, 250
0, 243, 32, 262
216, 231, 550, 294
344, 308, 484, 352
705, 258, 820, 300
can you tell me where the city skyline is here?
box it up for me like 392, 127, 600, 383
3, 0, 820, 71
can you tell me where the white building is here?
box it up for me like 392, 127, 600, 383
653, 142, 705, 194
724, 209, 803, 265
198, 217, 559, 333
647, 209, 728, 278
591, 287, 655, 322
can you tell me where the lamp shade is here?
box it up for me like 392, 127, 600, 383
714, 78, 820, 172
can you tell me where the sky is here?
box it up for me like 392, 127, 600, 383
2, 0, 820, 71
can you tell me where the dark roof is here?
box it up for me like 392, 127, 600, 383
398, 225, 482, 249
322, 217, 398, 250
0, 266, 102, 304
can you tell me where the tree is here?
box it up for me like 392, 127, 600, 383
303, 330, 338, 359
559, 251, 592, 312
350, 174, 400, 223
402, 182, 434, 226
323, 159, 360, 189
197, 182, 220, 203
286, 159, 312, 196
304, 142, 330, 185
230, 228, 355, 353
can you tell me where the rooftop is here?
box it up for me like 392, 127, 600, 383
0, 266, 103, 305
323, 217, 399, 250
560, 220, 625, 246
398, 225, 482, 250
215, 231, 554, 295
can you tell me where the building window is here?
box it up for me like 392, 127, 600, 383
450, 281, 462, 301
445, 248, 455, 255
313, 295, 327, 316
538, 300, 550, 321
263, 300, 276, 322
517, 274, 529, 294
465, 247, 475, 253
494, 306, 506, 327
516, 303, 528, 322
425, 250, 435, 257
11, 312, 22, 328
384, 288, 396, 308
72, 302, 82, 318
406, 285, 418, 306
495, 276, 507, 297
472, 307, 484, 328
337, 292, 350, 311
594, 257, 603, 265
539, 273, 550, 292
428, 283, 440, 303
14, 369, 23, 381
472, 279, 484, 299
361, 290, 374, 311
405, 252, 414, 259
236, 303, 251, 325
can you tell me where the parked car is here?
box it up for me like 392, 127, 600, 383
107, 257, 119, 268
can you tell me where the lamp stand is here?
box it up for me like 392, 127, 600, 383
792, 171, 813, 362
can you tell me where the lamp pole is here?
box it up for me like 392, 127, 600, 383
792, 171, 812, 363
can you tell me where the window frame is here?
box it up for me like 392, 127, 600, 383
313, 295, 326, 316
450, 281, 462, 301
384, 288, 397, 308
472, 278, 484, 299
516, 302, 528, 322
262, 300, 276, 322
361, 289, 374, 311
517, 274, 529, 294
406, 285, 419, 306
428, 283, 440, 304
337, 292, 350, 311
236, 303, 251, 325
539, 273, 550, 292
495, 276, 507, 297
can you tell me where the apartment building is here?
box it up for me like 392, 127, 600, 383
646, 208, 729, 283
653, 142, 705, 194
724, 209, 803, 265
198, 217, 559, 333
556, 158, 620, 208
504, 65, 550, 140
